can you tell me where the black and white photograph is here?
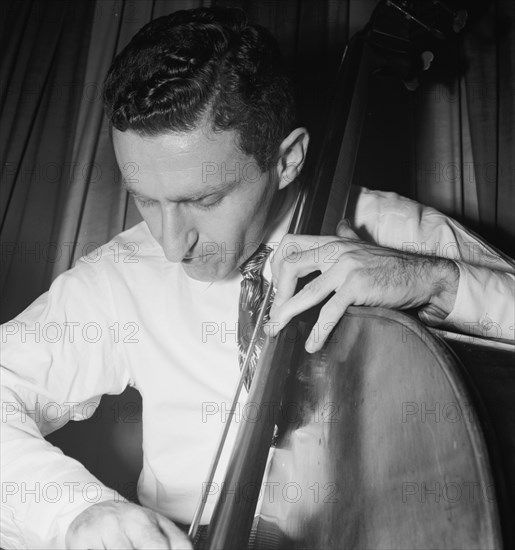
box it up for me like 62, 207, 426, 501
1, 0, 514, 548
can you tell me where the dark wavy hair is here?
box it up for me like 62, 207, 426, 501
103, 7, 297, 170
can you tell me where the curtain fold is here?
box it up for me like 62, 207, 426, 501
496, 0, 515, 249
51, 0, 157, 278
0, 0, 96, 322
464, 0, 514, 249
413, 78, 465, 217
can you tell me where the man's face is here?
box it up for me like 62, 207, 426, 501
112, 126, 279, 282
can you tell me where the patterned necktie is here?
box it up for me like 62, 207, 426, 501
238, 243, 274, 391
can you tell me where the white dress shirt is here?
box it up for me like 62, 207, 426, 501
1, 186, 514, 549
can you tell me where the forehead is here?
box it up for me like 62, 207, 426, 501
111, 127, 258, 199
112, 126, 245, 174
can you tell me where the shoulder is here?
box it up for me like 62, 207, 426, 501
74, 222, 162, 268
348, 187, 514, 268
347, 186, 433, 246
32, 223, 165, 315
2, 223, 166, 336
349, 186, 428, 223
348, 186, 460, 251
63, 222, 166, 284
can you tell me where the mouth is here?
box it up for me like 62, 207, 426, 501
182, 253, 215, 264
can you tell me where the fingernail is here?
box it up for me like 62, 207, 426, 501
336, 219, 349, 232
305, 335, 314, 353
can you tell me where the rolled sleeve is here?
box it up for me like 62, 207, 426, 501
350, 186, 515, 341
436, 262, 515, 341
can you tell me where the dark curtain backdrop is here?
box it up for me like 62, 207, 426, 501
352, 0, 514, 256
1, 0, 514, 325
414, 0, 515, 250
1, 0, 96, 321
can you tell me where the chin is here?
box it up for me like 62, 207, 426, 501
181, 259, 237, 282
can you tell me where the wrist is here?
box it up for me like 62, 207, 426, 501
419, 258, 460, 324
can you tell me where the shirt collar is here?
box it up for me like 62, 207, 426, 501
262, 182, 301, 283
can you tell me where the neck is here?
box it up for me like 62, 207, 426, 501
263, 180, 301, 240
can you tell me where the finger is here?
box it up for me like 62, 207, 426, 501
156, 516, 193, 550
127, 520, 171, 550
271, 271, 334, 331
271, 233, 336, 285
66, 525, 114, 550
272, 239, 348, 316
336, 219, 358, 239
101, 532, 136, 550
305, 290, 353, 353
271, 258, 321, 316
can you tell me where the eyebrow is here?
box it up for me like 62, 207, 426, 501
121, 177, 241, 203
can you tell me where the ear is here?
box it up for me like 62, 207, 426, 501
275, 128, 310, 190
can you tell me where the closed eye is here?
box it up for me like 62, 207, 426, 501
135, 196, 157, 208
192, 195, 224, 210
129, 190, 226, 210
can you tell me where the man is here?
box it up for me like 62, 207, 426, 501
1, 7, 513, 550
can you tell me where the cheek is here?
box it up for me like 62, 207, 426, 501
137, 206, 161, 233
233, 180, 274, 225
199, 214, 245, 246
210, 200, 264, 243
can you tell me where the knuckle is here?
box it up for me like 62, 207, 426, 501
302, 278, 322, 296
101, 514, 121, 532
139, 531, 168, 549
346, 268, 360, 283
66, 504, 128, 548
140, 523, 163, 538
280, 236, 303, 263
122, 508, 160, 537
339, 250, 360, 271
129, 517, 168, 549
125, 506, 149, 523
281, 232, 296, 245
321, 295, 347, 318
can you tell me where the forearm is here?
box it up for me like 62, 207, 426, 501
1, 388, 122, 549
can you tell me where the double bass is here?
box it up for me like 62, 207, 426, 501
191, 2, 514, 549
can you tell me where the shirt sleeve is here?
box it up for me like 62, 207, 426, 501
1, 257, 132, 549
349, 186, 515, 341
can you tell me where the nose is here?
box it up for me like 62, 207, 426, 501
160, 204, 198, 262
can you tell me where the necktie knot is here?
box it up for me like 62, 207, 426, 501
239, 244, 272, 280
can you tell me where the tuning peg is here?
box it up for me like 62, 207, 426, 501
402, 77, 419, 91
402, 51, 434, 90
452, 10, 468, 32
431, 1, 468, 32
421, 51, 434, 71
